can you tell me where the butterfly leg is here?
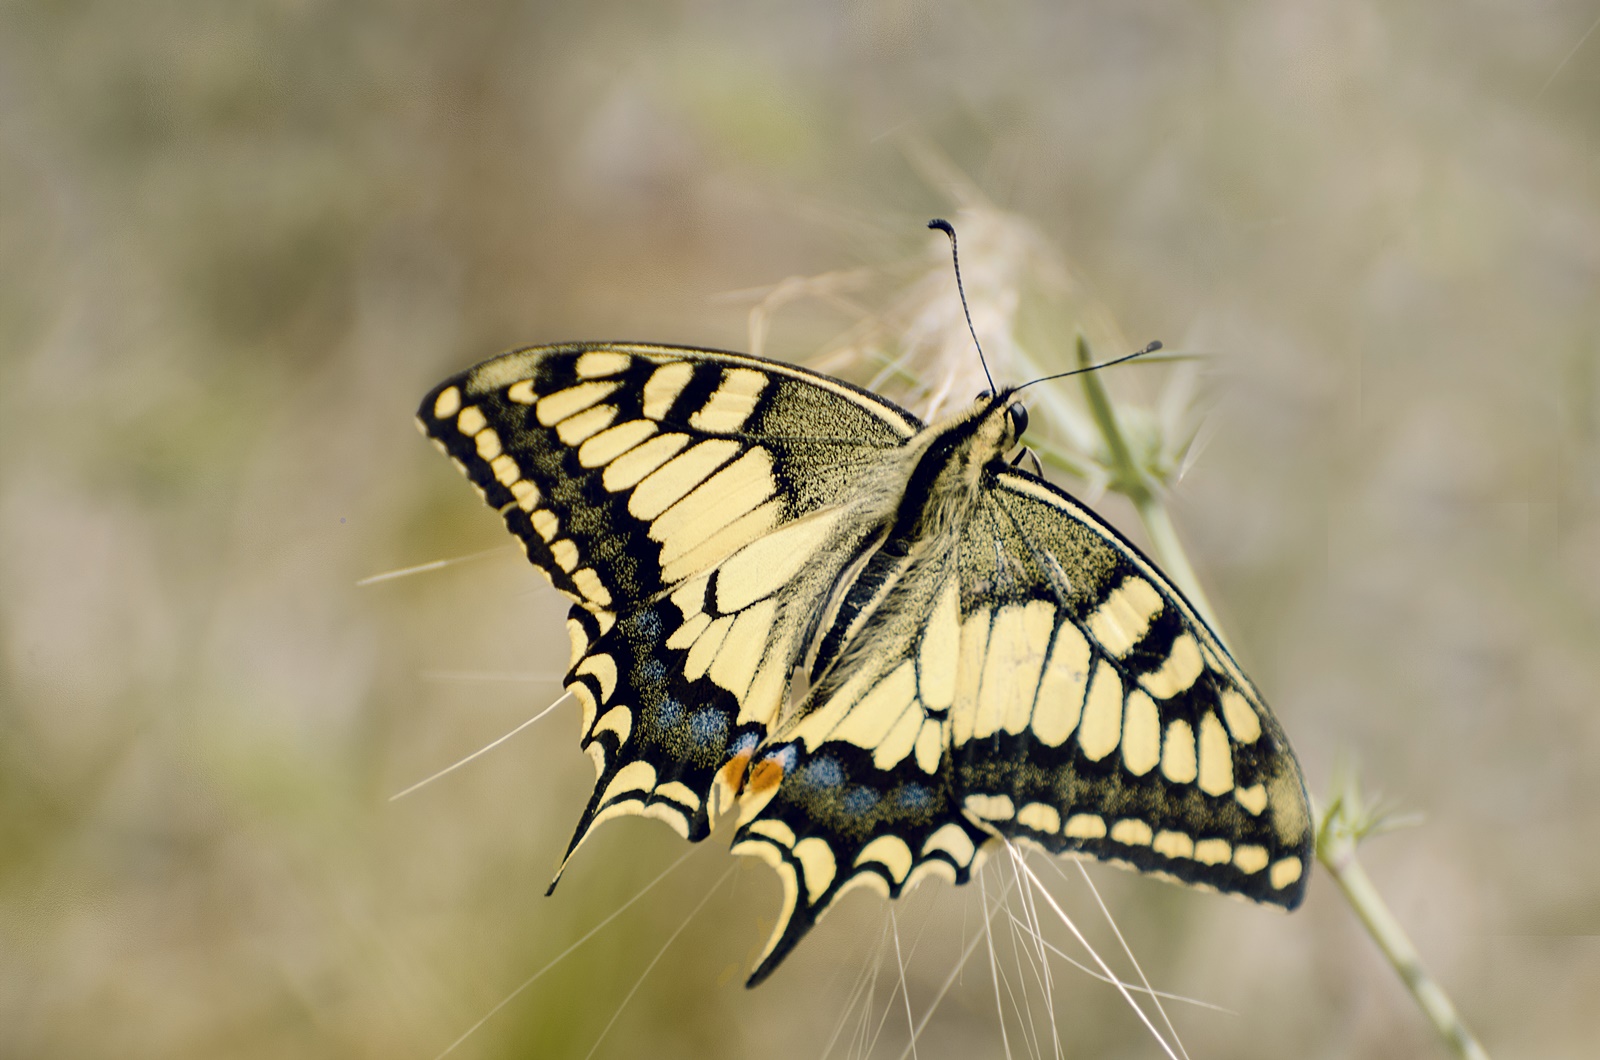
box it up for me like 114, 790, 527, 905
1010, 446, 1044, 477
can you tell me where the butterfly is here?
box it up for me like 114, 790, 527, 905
417, 338, 1313, 986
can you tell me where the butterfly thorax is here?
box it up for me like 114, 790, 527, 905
888, 390, 1024, 548
789, 392, 1024, 723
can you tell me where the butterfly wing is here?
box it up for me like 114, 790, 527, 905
728, 464, 1312, 985
418, 343, 922, 866
949, 468, 1314, 905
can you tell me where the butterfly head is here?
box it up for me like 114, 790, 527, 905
974, 387, 1030, 451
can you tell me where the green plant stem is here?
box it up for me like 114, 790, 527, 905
1318, 837, 1490, 1060
1075, 332, 1490, 1060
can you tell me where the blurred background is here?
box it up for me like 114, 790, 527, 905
2, 2, 1597, 1057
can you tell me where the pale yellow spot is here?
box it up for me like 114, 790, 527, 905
964, 793, 1015, 821
575, 350, 631, 379
716, 507, 847, 613
736, 654, 789, 728
639, 801, 690, 839
1270, 857, 1304, 890
571, 678, 598, 734
1077, 661, 1123, 761
1194, 838, 1232, 865
708, 598, 777, 702
906, 859, 958, 889
1003, 601, 1056, 735
834, 662, 917, 751
973, 604, 1029, 739
748, 818, 796, 847
918, 578, 961, 711
1016, 803, 1062, 834
1197, 711, 1234, 796
536, 381, 618, 427
592, 705, 631, 745
689, 367, 768, 433
1153, 830, 1195, 860
555, 403, 617, 445
575, 652, 617, 702
654, 780, 701, 812
829, 872, 890, 906
1161, 719, 1198, 785
729, 838, 797, 968
1269, 769, 1312, 844
855, 835, 914, 884
474, 428, 503, 460
506, 380, 536, 405
570, 567, 611, 607
1064, 813, 1107, 839
1087, 576, 1164, 657
490, 454, 520, 485
629, 439, 740, 520
642, 361, 694, 420
456, 405, 487, 436
659, 499, 782, 585
1233, 845, 1269, 874
1032, 623, 1091, 747
1121, 689, 1161, 776
948, 610, 991, 746
1220, 688, 1262, 744
600, 759, 656, 807
584, 739, 606, 777
872, 697, 924, 772
530, 509, 559, 541
510, 479, 540, 510
1140, 632, 1205, 699
794, 837, 837, 903
565, 616, 589, 667
922, 822, 976, 865
578, 419, 657, 468
670, 574, 709, 620
912, 718, 944, 774
649, 448, 775, 564
1110, 819, 1153, 846
666, 611, 711, 651
684, 614, 734, 681
433, 386, 461, 419
550, 539, 579, 572
1234, 784, 1268, 816
601, 432, 689, 492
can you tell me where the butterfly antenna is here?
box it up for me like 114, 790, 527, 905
1014, 340, 1164, 392
928, 219, 995, 393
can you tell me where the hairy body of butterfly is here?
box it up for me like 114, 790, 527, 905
418, 342, 1313, 986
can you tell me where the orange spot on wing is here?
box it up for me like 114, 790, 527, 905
746, 757, 785, 797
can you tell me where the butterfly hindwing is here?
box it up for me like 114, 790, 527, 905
948, 470, 1314, 905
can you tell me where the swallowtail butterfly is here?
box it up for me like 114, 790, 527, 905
418, 329, 1312, 985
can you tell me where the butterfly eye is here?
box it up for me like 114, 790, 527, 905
1007, 402, 1029, 437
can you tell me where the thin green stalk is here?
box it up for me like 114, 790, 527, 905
1074, 332, 1491, 1060
1319, 824, 1490, 1060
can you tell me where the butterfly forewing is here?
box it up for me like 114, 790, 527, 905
948, 470, 1313, 905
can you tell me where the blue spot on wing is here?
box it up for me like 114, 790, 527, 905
688, 708, 729, 749
841, 785, 879, 816
654, 697, 684, 727
799, 756, 844, 790
895, 783, 932, 811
